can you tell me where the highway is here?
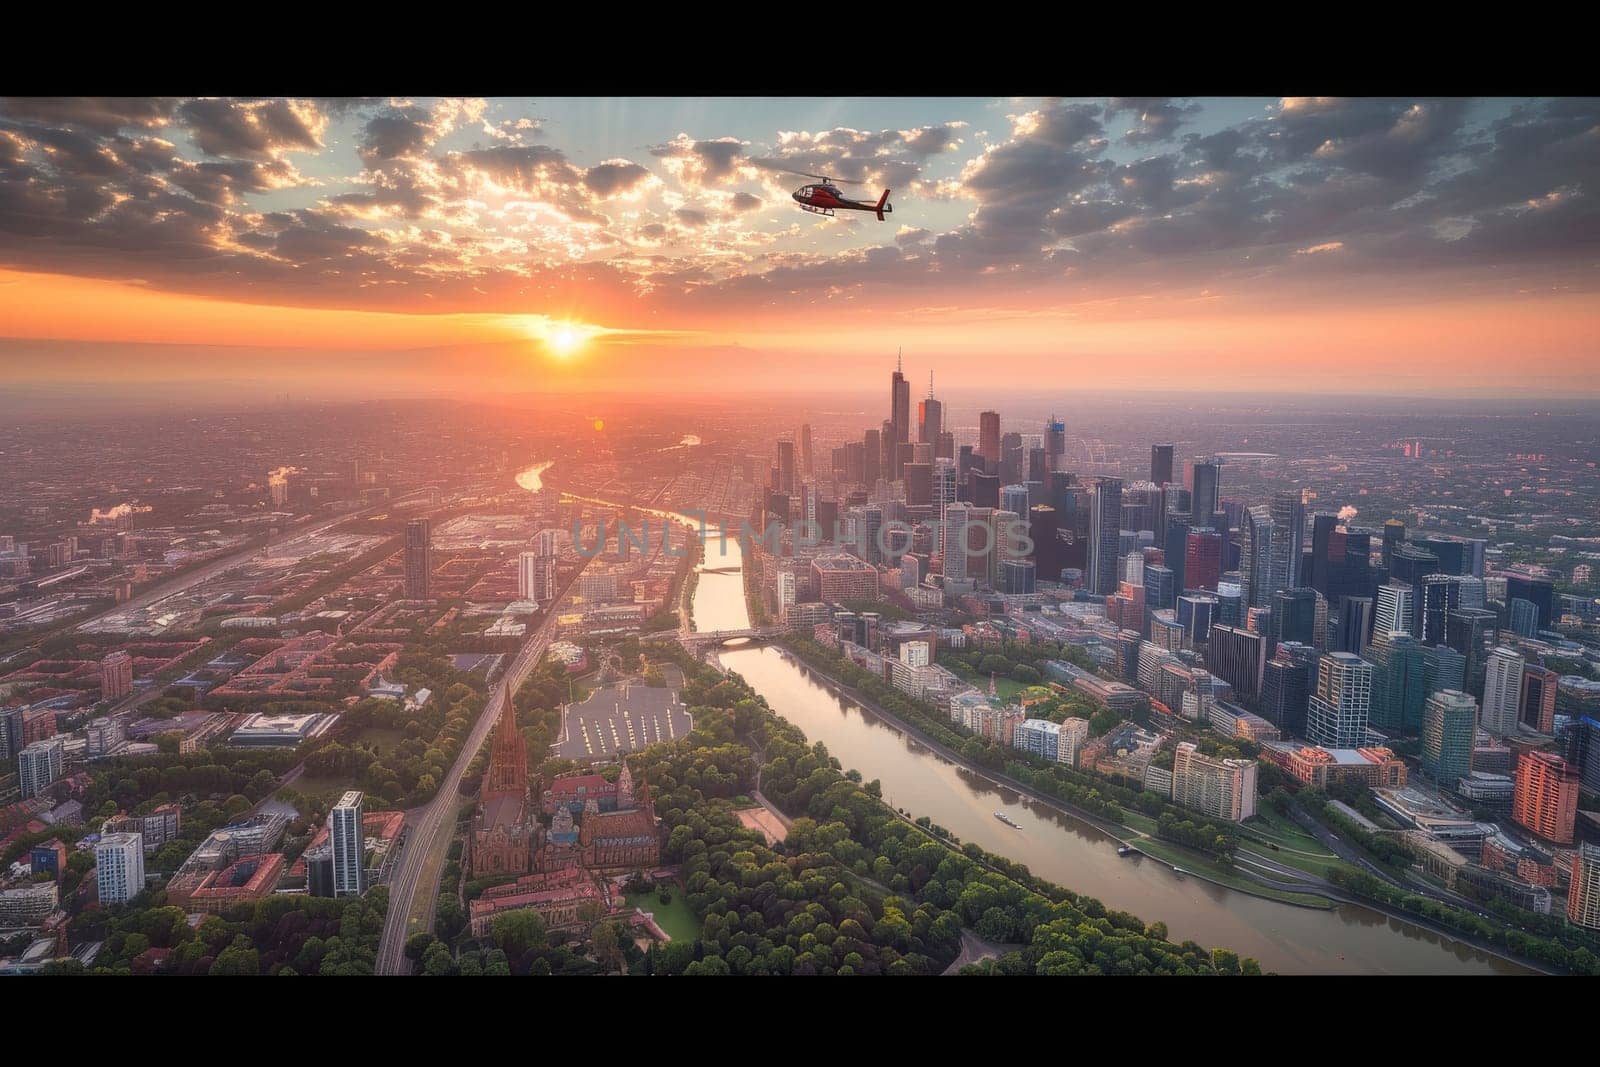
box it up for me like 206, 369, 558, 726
373, 561, 588, 975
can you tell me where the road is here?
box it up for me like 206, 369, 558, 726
373, 560, 589, 975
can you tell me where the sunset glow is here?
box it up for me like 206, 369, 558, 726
0, 96, 1595, 398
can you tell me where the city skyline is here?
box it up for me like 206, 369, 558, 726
3, 89, 1599, 979
2, 96, 1598, 398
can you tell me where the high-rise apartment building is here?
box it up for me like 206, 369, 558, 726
1421, 690, 1477, 787
1480, 646, 1525, 736
404, 518, 432, 599
331, 790, 367, 898
95, 832, 145, 905
1511, 752, 1578, 845
1307, 652, 1373, 749
1087, 478, 1123, 595
1172, 741, 1257, 822
99, 650, 133, 702
18, 737, 65, 799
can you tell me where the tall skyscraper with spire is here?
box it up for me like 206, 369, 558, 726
918, 369, 942, 445
890, 349, 910, 479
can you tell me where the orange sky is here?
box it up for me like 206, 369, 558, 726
2, 96, 1596, 399
2, 266, 1595, 397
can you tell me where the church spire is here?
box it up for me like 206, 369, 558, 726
483, 696, 528, 800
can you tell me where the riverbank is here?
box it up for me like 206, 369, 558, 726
767, 647, 1334, 910
761, 646, 1558, 975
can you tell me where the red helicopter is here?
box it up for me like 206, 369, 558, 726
787, 171, 893, 220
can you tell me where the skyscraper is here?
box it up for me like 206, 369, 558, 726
1480, 646, 1525, 736
1509, 598, 1540, 637
1207, 624, 1267, 703
918, 373, 942, 445
1521, 663, 1558, 733
978, 411, 1001, 473
774, 439, 796, 494
1184, 529, 1222, 592
1381, 519, 1406, 570
863, 428, 881, 485
1419, 574, 1461, 645
1367, 631, 1427, 731
331, 790, 367, 898
518, 551, 556, 603
1241, 505, 1276, 609
799, 423, 814, 476
1374, 582, 1415, 638
933, 459, 959, 558
1263, 642, 1318, 735
1505, 572, 1555, 630
1269, 490, 1305, 591
1030, 504, 1061, 584
943, 503, 970, 582
1150, 443, 1175, 487
1045, 416, 1066, 472
1088, 477, 1122, 595
890, 352, 910, 479
1001, 483, 1029, 519
1421, 690, 1477, 787
1307, 652, 1373, 749
404, 518, 432, 599
1336, 596, 1374, 657
1187, 459, 1220, 526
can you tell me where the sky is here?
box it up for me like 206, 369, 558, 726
0, 95, 1597, 400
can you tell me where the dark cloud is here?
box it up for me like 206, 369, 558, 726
178, 98, 326, 159
1106, 98, 1200, 145
583, 160, 652, 197
359, 106, 435, 162
0, 98, 178, 134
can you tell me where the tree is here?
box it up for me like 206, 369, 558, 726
211, 936, 261, 976
490, 908, 548, 959
404, 931, 437, 961
592, 922, 625, 975
423, 941, 456, 976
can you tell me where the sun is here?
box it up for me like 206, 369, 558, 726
547, 324, 584, 358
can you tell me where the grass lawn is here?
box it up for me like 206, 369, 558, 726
1130, 837, 1334, 909
350, 726, 408, 755
286, 773, 354, 807
946, 665, 1028, 703
1238, 809, 1352, 880
625, 890, 700, 943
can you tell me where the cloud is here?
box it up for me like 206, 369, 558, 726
584, 160, 653, 198
0, 96, 1596, 325
178, 98, 328, 159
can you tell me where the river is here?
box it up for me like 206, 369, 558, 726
682, 526, 1529, 975
516, 460, 555, 494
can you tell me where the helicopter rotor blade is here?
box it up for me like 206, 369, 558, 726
773, 166, 866, 185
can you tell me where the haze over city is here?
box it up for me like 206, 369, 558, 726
2, 93, 1599, 980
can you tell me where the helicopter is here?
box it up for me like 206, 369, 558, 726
785, 170, 893, 220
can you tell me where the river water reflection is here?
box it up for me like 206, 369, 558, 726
681, 526, 1527, 975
